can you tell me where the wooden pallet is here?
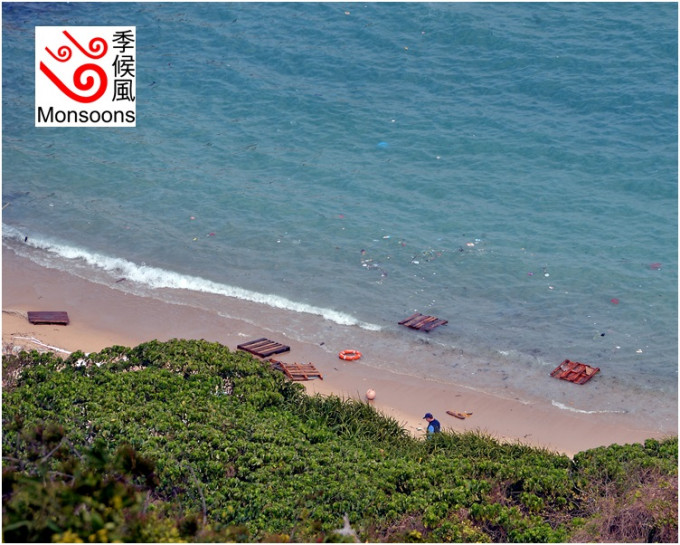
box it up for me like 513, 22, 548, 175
237, 337, 290, 358
550, 359, 600, 385
399, 312, 448, 332
270, 359, 323, 381
27, 311, 70, 325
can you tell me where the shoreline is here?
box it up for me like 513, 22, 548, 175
2, 247, 676, 457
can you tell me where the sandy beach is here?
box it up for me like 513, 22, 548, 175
2, 247, 675, 458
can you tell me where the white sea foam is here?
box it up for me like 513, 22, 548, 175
3, 225, 382, 331
551, 400, 627, 415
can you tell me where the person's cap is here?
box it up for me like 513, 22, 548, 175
423, 413, 433, 419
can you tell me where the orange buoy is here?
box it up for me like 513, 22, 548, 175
339, 349, 362, 361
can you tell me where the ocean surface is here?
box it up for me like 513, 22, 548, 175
3, 2, 678, 428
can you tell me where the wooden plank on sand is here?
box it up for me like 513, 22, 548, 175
270, 359, 323, 381
237, 338, 290, 358
27, 311, 70, 325
447, 410, 473, 419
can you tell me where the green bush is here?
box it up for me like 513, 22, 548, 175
2, 339, 677, 542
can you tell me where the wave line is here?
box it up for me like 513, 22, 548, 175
3, 225, 381, 331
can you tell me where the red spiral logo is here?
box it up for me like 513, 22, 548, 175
63, 30, 107, 59
39, 61, 108, 103
40, 30, 108, 104
45, 44, 72, 62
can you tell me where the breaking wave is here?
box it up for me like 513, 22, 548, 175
2, 224, 382, 331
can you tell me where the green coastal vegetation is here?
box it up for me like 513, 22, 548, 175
2, 338, 677, 543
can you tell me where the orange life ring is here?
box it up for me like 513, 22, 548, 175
339, 349, 362, 361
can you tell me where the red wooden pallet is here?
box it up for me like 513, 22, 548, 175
27, 311, 70, 325
237, 337, 290, 358
270, 359, 323, 381
550, 359, 600, 385
399, 312, 448, 332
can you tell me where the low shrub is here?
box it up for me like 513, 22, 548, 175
2, 339, 677, 542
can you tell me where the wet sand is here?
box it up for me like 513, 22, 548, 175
3, 247, 674, 457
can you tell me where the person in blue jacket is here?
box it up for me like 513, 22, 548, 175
423, 413, 441, 438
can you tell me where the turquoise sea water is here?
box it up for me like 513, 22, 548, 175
3, 2, 677, 426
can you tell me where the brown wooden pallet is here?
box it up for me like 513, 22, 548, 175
237, 337, 290, 358
398, 312, 448, 332
270, 359, 323, 381
27, 311, 70, 325
550, 359, 600, 385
